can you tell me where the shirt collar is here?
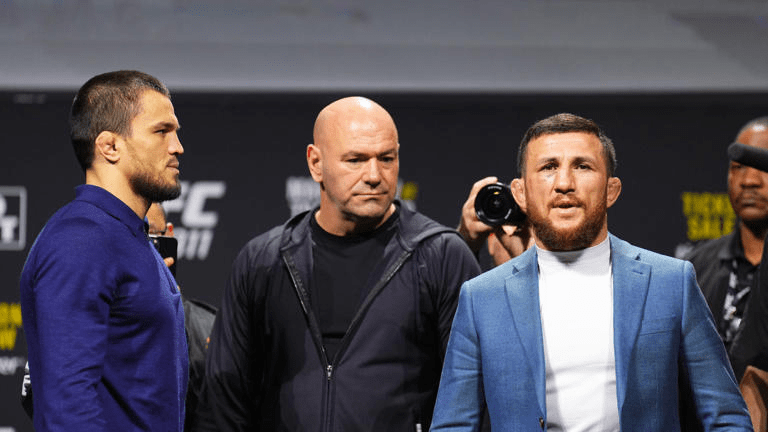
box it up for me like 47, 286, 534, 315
720, 230, 745, 262
535, 235, 611, 275
74, 184, 148, 237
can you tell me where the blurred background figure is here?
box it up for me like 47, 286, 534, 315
147, 203, 217, 432
685, 117, 768, 380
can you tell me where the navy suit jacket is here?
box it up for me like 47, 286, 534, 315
431, 235, 752, 431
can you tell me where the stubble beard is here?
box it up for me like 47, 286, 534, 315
341, 197, 394, 231
528, 201, 607, 252
130, 168, 181, 203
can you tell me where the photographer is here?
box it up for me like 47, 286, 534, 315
458, 176, 533, 267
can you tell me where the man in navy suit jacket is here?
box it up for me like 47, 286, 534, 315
431, 113, 752, 431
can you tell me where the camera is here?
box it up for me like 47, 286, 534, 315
150, 235, 178, 277
474, 182, 526, 226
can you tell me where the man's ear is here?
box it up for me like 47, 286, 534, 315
94, 131, 121, 164
307, 144, 323, 183
606, 177, 622, 208
510, 178, 527, 213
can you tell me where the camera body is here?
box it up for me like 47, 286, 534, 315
474, 182, 526, 226
150, 235, 178, 277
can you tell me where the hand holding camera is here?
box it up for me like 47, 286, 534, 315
474, 182, 526, 226
458, 176, 532, 264
150, 234, 178, 277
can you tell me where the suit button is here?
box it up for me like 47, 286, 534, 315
539, 417, 545, 429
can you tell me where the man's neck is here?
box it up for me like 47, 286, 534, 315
739, 222, 768, 266
314, 204, 396, 237
85, 170, 150, 220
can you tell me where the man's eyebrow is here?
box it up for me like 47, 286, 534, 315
340, 148, 397, 158
535, 157, 558, 165
340, 151, 366, 158
153, 120, 180, 130
572, 156, 597, 165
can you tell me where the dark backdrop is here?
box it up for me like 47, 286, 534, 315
1, 91, 765, 430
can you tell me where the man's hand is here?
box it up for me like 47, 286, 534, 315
458, 177, 500, 254
488, 222, 533, 266
458, 176, 534, 264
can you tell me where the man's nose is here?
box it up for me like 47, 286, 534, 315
741, 166, 764, 187
554, 168, 575, 193
363, 159, 381, 184
170, 133, 184, 155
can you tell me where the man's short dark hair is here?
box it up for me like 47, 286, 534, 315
736, 116, 768, 141
70, 70, 170, 172
517, 113, 618, 177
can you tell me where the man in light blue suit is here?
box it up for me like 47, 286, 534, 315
431, 113, 752, 431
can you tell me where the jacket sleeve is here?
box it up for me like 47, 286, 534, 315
430, 283, 484, 432
193, 242, 265, 432
678, 261, 753, 430
23, 221, 113, 432
424, 232, 481, 356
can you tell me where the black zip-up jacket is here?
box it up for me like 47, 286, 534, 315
194, 203, 481, 431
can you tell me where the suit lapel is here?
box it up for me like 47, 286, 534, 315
610, 236, 651, 414
504, 248, 547, 416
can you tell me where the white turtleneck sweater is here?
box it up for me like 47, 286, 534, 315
536, 237, 620, 432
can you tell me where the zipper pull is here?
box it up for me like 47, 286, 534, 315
326, 364, 333, 380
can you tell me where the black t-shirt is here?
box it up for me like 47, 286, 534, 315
309, 210, 400, 361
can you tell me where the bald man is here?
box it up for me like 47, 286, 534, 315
194, 97, 480, 431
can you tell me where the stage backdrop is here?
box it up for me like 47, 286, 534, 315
1, 91, 765, 430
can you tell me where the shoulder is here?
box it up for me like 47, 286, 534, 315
21, 201, 126, 301
183, 297, 217, 317
240, 224, 285, 258
31, 201, 117, 261
682, 233, 733, 265
241, 212, 310, 259
610, 235, 690, 273
400, 208, 475, 258
465, 247, 535, 293
397, 204, 454, 244
417, 228, 470, 253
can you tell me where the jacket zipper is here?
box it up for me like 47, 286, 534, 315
283, 248, 413, 431
282, 251, 334, 431
332, 250, 413, 369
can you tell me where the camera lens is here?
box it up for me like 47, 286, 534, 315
474, 182, 526, 226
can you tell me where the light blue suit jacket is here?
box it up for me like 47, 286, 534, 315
431, 235, 752, 431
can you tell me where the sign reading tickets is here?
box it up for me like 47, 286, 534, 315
681, 192, 735, 241
0, 302, 24, 376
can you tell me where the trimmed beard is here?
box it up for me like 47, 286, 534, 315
130, 170, 181, 203
528, 202, 607, 252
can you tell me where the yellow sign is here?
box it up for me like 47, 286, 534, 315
0, 302, 22, 351
400, 181, 418, 201
681, 192, 735, 241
